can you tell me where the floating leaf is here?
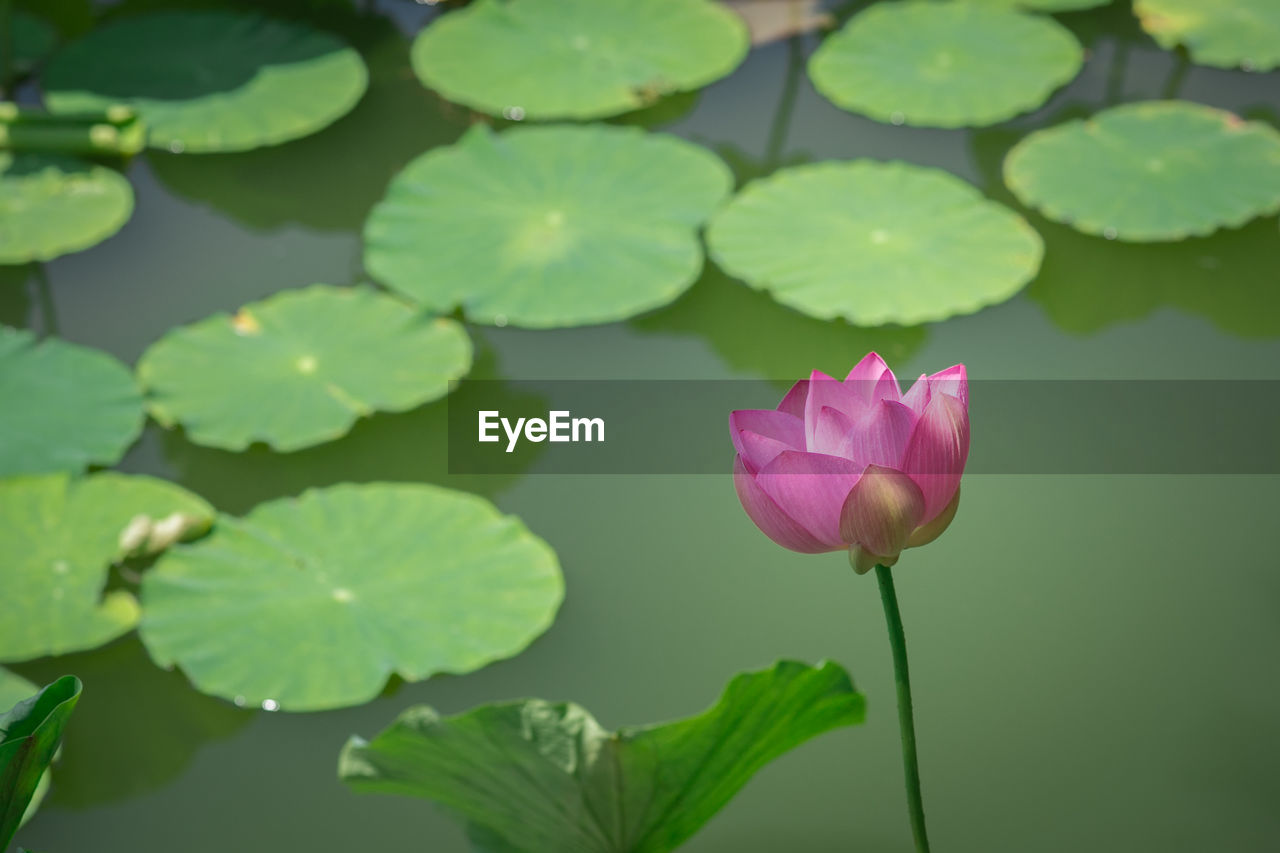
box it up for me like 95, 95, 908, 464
146, 15, 467, 232
1135, 0, 1280, 71
0, 154, 133, 264
365, 124, 733, 328
707, 160, 1043, 325
137, 285, 472, 452
0, 676, 80, 851
722, 0, 832, 45
140, 483, 563, 711
808, 1, 1082, 128
2, 12, 57, 75
1004, 101, 1280, 241
340, 660, 865, 853
0, 473, 214, 662
411, 0, 748, 120
0, 327, 144, 477
43, 11, 368, 152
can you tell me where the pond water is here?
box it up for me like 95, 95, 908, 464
7, 1, 1280, 851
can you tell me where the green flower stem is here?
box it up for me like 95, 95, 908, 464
0, 104, 146, 155
875, 563, 931, 853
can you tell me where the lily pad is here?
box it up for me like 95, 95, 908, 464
43, 11, 368, 152
2, 12, 57, 75
1004, 101, 1280, 241
707, 160, 1043, 325
808, 1, 1083, 128
137, 285, 472, 453
340, 660, 865, 853
364, 124, 733, 328
0, 154, 134, 264
140, 482, 564, 711
146, 18, 468, 233
0, 327, 144, 477
410, 0, 748, 120
1135, 0, 1280, 71
0, 472, 215, 662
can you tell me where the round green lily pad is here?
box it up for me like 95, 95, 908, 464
808, 1, 1083, 128
0, 153, 134, 263
364, 124, 733, 328
3, 12, 57, 75
0, 327, 144, 477
140, 482, 564, 711
1004, 101, 1280, 241
0, 472, 214, 662
137, 285, 471, 452
43, 11, 368, 152
1135, 0, 1280, 71
410, 0, 748, 120
706, 160, 1043, 326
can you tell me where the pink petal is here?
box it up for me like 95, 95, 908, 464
901, 392, 970, 524
737, 430, 794, 473
845, 352, 892, 385
730, 410, 804, 459
845, 352, 901, 404
838, 465, 926, 559
756, 450, 862, 548
900, 373, 931, 416
804, 370, 866, 448
733, 455, 834, 554
838, 400, 916, 469
927, 364, 968, 407
810, 406, 854, 456
776, 379, 808, 417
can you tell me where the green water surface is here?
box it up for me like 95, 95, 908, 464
6, 2, 1280, 851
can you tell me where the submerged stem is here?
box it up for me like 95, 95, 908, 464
875, 563, 931, 853
764, 35, 805, 169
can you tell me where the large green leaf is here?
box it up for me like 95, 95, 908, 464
140, 483, 564, 711
0, 473, 214, 662
809, 1, 1082, 128
0, 676, 80, 851
0, 327, 144, 477
707, 160, 1043, 325
1135, 0, 1280, 71
1004, 101, 1280, 241
364, 124, 733, 328
0, 671, 47, 833
43, 11, 368, 152
411, 0, 748, 120
340, 660, 865, 853
137, 285, 472, 452
0, 154, 134, 264
146, 17, 467, 232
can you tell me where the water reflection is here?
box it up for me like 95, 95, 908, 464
972, 123, 1280, 339
146, 12, 468, 233
10, 634, 249, 809
159, 339, 545, 513
631, 264, 927, 382
0, 265, 33, 327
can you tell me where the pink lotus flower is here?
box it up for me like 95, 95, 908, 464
731, 353, 969, 573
